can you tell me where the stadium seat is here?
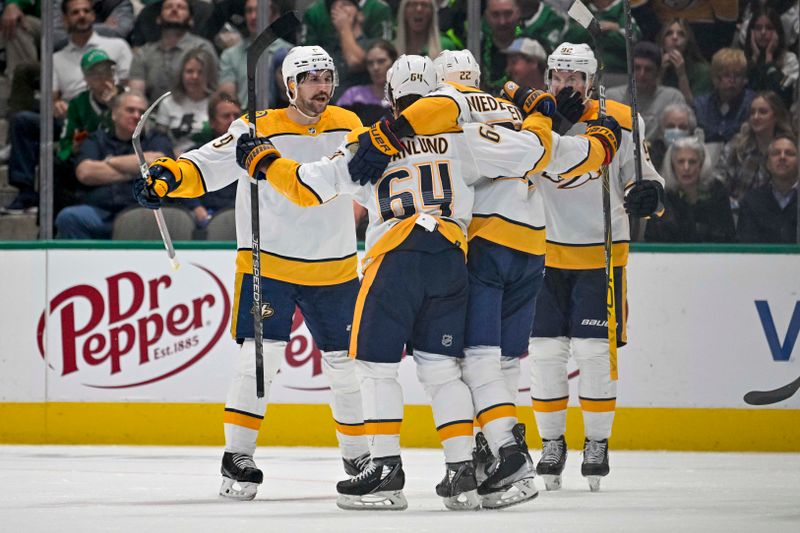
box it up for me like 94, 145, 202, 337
111, 206, 196, 241
205, 208, 236, 241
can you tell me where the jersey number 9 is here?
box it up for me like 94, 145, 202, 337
377, 162, 453, 221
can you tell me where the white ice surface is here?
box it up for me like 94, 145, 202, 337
1, 446, 798, 533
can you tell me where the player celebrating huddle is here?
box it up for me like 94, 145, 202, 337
515, 43, 665, 492
238, 55, 560, 511
134, 46, 370, 501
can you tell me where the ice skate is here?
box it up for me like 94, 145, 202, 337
435, 461, 481, 511
219, 452, 263, 501
537, 435, 567, 491
336, 456, 408, 511
582, 438, 610, 492
478, 444, 538, 509
511, 422, 532, 463
473, 431, 496, 484
342, 451, 371, 477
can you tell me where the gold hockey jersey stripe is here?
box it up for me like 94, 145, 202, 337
264, 158, 323, 207
468, 214, 545, 255
236, 249, 358, 286
223, 409, 263, 430
334, 421, 366, 436
475, 403, 517, 428
364, 420, 402, 435
532, 397, 569, 412
545, 241, 629, 270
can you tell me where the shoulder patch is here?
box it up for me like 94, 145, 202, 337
322, 105, 365, 131
447, 81, 482, 94
580, 99, 633, 131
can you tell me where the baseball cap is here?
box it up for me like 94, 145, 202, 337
81, 49, 116, 72
503, 38, 547, 63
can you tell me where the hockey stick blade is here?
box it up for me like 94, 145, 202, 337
743, 375, 800, 405
568, 1, 601, 37
132, 91, 179, 270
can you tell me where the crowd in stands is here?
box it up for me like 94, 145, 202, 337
0, 0, 796, 243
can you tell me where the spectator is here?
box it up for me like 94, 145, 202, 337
319, 0, 372, 97
128, 0, 218, 100
55, 91, 173, 239
336, 39, 395, 124
657, 17, 711, 103
481, 0, 523, 93
0, 0, 133, 215
503, 36, 547, 90
518, 0, 567, 51
394, 0, 443, 58
182, 92, 243, 229
607, 41, 685, 143
0, 0, 40, 88
53, 0, 134, 45
715, 91, 794, 206
743, 6, 799, 107
54, 49, 124, 216
562, 0, 640, 84
58, 49, 121, 164
645, 135, 735, 243
646, 0, 738, 60
54, 0, 133, 114
737, 135, 798, 243
156, 47, 218, 155
302, 0, 392, 50
649, 102, 703, 173
218, 0, 293, 109
129, 0, 213, 48
693, 48, 755, 144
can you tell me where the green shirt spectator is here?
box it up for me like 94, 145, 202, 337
562, 0, 641, 74
302, 0, 392, 48
519, 0, 567, 52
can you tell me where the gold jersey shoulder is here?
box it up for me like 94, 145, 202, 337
581, 99, 634, 131
242, 106, 363, 137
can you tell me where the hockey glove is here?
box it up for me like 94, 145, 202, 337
624, 180, 664, 218
501, 81, 556, 118
554, 87, 585, 134
236, 134, 280, 177
348, 118, 406, 186
132, 177, 162, 210
585, 116, 622, 165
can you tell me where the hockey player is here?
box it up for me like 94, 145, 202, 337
232, 55, 564, 511
133, 46, 371, 501
510, 43, 665, 492
426, 50, 619, 495
237, 55, 621, 510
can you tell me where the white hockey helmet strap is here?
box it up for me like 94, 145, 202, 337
546, 42, 597, 94
385, 54, 440, 106
434, 49, 481, 88
282, 45, 339, 104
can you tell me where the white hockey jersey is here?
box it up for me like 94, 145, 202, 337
262, 121, 556, 272
424, 82, 609, 256
167, 106, 362, 285
537, 99, 665, 269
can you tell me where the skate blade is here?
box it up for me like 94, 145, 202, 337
541, 474, 562, 491
219, 477, 259, 501
442, 489, 481, 511
336, 490, 408, 511
480, 477, 539, 510
586, 475, 602, 492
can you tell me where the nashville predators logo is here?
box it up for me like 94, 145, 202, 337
261, 303, 275, 319
542, 170, 601, 189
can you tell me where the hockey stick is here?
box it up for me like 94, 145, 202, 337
622, 0, 646, 241
568, 0, 618, 380
132, 91, 179, 271
246, 11, 301, 398
744, 375, 800, 405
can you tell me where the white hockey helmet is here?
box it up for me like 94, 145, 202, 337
385, 54, 440, 106
434, 49, 481, 88
546, 42, 598, 93
282, 45, 338, 103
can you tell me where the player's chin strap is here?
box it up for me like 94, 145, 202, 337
290, 102, 322, 122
